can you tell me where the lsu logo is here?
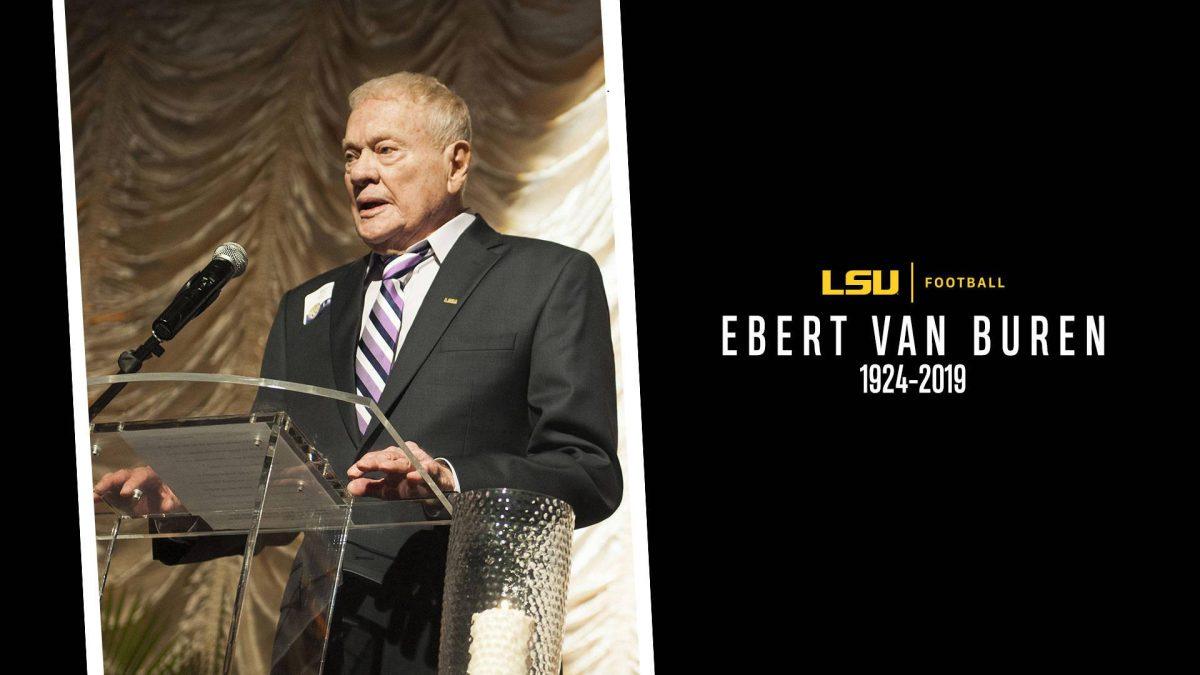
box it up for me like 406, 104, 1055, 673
821, 270, 900, 296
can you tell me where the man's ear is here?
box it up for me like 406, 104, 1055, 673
445, 140, 471, 194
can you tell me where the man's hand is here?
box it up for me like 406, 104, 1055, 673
94, 466, 184, 516
346, 441, 456, 500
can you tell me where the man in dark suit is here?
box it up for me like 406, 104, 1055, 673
286, 71, 623, 672
97, 72, 622, 673
255, 71, 622, 673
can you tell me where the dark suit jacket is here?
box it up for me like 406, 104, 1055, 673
158, 216, 621, 672
258, 214, 621, 566
261, 215, 620, 671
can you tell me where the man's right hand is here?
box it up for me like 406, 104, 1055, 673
94, 466, 185, 516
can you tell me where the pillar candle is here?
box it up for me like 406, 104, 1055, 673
467, 601, 534, 675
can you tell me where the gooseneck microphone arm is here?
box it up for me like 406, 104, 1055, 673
88, 243, 248, 421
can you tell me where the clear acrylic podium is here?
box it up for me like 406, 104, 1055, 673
88, 373, 454, 675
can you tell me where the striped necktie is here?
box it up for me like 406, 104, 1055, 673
354, 242, 433, 434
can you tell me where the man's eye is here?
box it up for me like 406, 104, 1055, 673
378, 147, 394, 155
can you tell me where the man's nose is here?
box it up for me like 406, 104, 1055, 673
348, 150, 380, 187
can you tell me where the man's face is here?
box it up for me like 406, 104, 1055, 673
343, 98, 451, 251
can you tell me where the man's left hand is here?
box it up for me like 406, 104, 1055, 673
346, 441, 456, 499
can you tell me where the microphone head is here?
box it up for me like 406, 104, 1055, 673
214, 242, 248, 278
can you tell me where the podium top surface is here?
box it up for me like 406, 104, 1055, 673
88, 373, 455, 523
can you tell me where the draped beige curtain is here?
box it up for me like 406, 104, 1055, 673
68, 1, 638, 672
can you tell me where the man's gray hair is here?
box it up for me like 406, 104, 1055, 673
348, 72, 472, 149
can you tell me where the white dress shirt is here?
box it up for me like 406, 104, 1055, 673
358, 210, 475, 491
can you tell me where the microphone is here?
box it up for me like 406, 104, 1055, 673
90, 242, 249, 420
151, 242, 248, 341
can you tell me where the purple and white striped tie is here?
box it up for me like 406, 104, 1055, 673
354, 242, 433, 434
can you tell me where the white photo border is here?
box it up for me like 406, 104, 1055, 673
54, 0, 653, 671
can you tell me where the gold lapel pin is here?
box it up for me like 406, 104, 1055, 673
443, 297, 459, 305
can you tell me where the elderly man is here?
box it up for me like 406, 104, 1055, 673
274, 71, 622, 672
98, 72, 622, 673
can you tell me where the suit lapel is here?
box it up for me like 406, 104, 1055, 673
360, 217, 505, 450
329, 255, 371, 446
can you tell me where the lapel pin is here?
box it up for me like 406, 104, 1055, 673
443, 297, 459, 305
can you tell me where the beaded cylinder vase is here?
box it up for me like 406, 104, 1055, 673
438, 488, 575, 675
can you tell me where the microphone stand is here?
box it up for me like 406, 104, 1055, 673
87, 334, 165, 421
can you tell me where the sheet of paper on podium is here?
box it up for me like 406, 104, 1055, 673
116, 420, 344, 530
